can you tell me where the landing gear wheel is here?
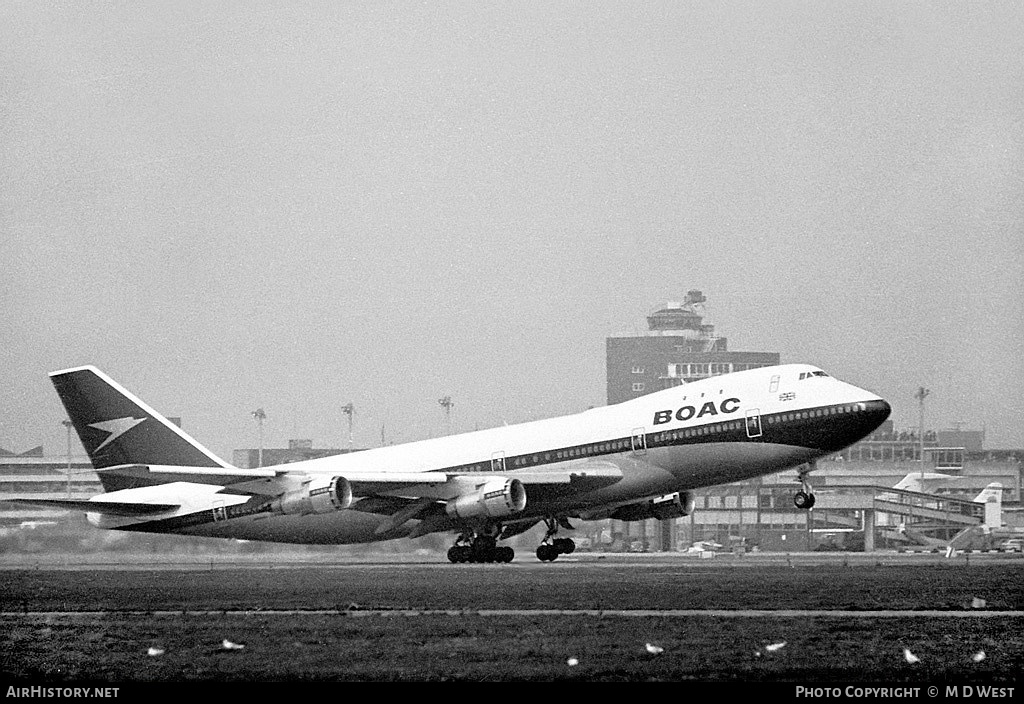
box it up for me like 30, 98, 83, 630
536, 544, 558, 562
447, 545, 471, 563
794, 491, 816, 509
469, 535, 497, 563
553, 537, 576, 555
496, 546, 515, 563
794, 462, 817, 510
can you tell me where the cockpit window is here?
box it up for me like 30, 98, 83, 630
799, 371, 831, 380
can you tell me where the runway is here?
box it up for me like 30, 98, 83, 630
3, 548, 1020, 571
3, 553, 1021, 682
6, 608, 1024, 618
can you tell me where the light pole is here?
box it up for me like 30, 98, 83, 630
914, 387, 930, 476
341, 402, 355, 452
252, 408, 266, 468
438, 396, 454, 436
61, 419, 73, 498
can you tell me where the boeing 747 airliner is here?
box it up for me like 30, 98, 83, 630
8, 364, 890, 562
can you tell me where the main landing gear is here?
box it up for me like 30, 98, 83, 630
535, 517, 576, 562
447, 532, 515, 563
794, 462, 817, 509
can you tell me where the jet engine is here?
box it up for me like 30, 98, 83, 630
271, 476, 353, 516
446, 478, 527, 520
607, 491, 696, 522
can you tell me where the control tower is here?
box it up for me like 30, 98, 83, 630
606, 290, 781, 404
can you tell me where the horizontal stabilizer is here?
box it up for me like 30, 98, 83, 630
96, 464, 276, 492
3, 497, 179, 517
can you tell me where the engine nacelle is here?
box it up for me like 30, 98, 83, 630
446, 478, 527, 520
272, 476, 353, 516
608, 491, 696, 522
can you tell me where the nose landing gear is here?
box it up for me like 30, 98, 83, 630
794, 462, 817, 509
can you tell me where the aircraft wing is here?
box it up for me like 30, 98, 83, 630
3, 497, 179, 517
94, 464, 450, 497
54, 461, 624, 529
96, 462, 621, 500
4, 481, 253, 518
455, 462, 623, 498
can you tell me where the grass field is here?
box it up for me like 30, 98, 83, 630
2, 559, 1022, 682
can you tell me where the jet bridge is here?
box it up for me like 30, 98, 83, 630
809, 486, 988, 551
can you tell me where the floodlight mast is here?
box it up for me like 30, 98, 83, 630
252, 408, 266, 468
439, 396, 454, 436
341, 402, 355, 452
914, 387, 930, 477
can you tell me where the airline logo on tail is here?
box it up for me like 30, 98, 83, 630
89, 417, 146, 452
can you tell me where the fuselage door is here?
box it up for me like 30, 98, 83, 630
631, 427, 647, 455
212, 500, 228, 522
491, 451, 506, 473
745, 409, 763, 439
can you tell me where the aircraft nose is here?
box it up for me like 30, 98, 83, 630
810, 397, 892, 453
879, 399, 892, 420
862, 398, 891, 433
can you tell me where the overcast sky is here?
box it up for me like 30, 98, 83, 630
2, 1, 1022, 459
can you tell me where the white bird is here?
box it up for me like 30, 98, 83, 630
567, 657, 579, 667
971, 597, 987, 608
904, 648, 920, 664
765, 641, 787, 652
972, 651, 986, 663
222, 639, 245, 651
645, 643, 664, 655
146, 647, 164, 657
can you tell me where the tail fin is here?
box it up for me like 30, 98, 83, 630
50, 366, 229, 470
973, 483, 1003, 504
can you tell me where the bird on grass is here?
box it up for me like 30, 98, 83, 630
972, 651, 986, 663
222, 639, 245, 651
765, 641, 787, 652
903, 648, 920, 664
645, 643, 664, 655
566, 657, 579, 667
146, 647, 164, 657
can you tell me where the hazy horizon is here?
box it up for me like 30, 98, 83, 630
3, 2, 1022, 459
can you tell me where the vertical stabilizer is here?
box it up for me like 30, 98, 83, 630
50, 366, 229, 470
974, 483, 1003, 529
